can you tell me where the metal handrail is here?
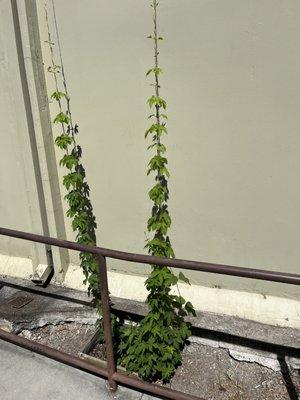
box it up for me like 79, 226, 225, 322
0, 227, 299, 285
0, 226, 299, 400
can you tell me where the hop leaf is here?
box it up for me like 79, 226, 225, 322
51, 91, 65, 101
53, 112, 69, 124
55, 134, 73, 150
185, 301, 196, 317
63, 172, 83, 190
59, 154, 78, 170
146, 67, 162, 76
147, 95, 167, 109
178, 272, 191, 285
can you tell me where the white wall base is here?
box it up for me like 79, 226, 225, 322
0, 254, 33, 279
0, 254, 298, 329
63, 263, 300, 330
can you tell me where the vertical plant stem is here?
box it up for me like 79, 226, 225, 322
51, 0, 75, 140
44, 4, 66, 137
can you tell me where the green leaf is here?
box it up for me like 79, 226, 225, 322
147, 96, 167, 109
47, 65, 61, 74
63, 172, 83, 190
51, 91, 65, 101
53, 112, 69, 125
64, 190, 85, 208
146, 67, 162, 76
185, 301, 196, 317
148, 183, 167, 205
145, 123, 167, 138
66, 208, 76, 218
147, 155, 168, 174
147, 143, 167, 153
59, 154, 78, 170
178, 272, 191, 285
55, 134, 73, 150
72, 211, 89, 232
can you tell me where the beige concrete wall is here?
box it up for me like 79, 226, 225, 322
0, 0, 67, 277
40, 0, 300, 297
0, 0, 43, 269
0, 0, 299, 326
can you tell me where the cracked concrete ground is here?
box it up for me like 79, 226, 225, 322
0, 285, 98, 332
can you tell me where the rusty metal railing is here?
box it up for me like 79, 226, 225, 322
0, 227, 299, 400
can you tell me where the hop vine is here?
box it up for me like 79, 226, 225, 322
44, 3, 101, 310
119, 0, 196, 382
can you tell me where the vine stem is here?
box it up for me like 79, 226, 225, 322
153, 0, 161, 144
44, 3, 66, 135
151, 0, 182, 298
152, 0, 162, 225
51, 0, 75, 142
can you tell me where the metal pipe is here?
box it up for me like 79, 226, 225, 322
97, 254, 117, 391
0, 328, 108, 378
113, 371, 203, 400
100, 249, 300, 285
0, 227, 99, 255
0, 227, 299, 285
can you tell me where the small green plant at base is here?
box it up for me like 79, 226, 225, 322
119, 0, 196, 382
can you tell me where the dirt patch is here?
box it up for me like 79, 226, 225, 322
170, 343, 300, 400
18, 322, 96, 356
87, 341, 299, 400
17, 322, 300, 399
89, 342, 106, 360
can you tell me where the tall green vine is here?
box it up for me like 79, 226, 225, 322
119, 0, 195, 382
44, 3, 101, 307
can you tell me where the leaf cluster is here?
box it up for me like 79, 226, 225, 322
51, 89, 99, 299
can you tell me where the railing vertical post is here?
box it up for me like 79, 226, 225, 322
97, 253, 117, 392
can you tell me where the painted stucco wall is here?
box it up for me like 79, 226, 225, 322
0, 0, 44, 275
40, 0, 300, 294
0, 0, 299, 327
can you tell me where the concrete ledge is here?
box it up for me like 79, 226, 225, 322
0, 274, 299, 351
64, 264, 300, 329
1, 254, 299, 329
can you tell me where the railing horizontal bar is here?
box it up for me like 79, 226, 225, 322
0, 227, 299, 285
0, 227, 100, 255
113, 371, 203, 400
0, 328, 108, 378
99, 248, 300, 285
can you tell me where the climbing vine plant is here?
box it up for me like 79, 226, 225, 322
44, 3, 101, 308
119, 0, 195, 382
